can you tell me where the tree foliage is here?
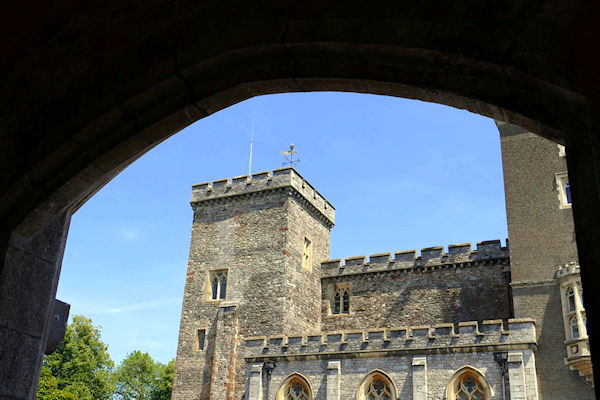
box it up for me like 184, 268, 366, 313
150, 359, 175, 400
113, 351, 174, 400
37, 315, 174, 400
39, 315, 115, 400
37, 367, 78, 400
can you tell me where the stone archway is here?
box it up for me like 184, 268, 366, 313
1, 2, 600, 399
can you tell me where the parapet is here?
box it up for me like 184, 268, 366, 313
321, 240, 508, 277
190, 168, 335, 227
244, 319, 536, 361
555, 261, 580, 280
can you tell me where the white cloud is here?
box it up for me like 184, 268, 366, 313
118, 228, 140, 241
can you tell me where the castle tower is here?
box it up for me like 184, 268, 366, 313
172, 168, 335, 400
497, 122, 594, 398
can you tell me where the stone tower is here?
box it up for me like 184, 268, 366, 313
497, 121, 595, 398
172, 168, 335, 400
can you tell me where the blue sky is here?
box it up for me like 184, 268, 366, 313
56, 92, 508, 365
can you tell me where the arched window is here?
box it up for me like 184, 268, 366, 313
570, 314, 580, 339
356, 370, 397, 400
333, 287, 350, 314
276, 373, 313, 400
209, 270, 227, 300
446, 367, 493, 400
567, 287, 576, 313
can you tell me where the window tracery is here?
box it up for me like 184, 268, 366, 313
333, 286, 350, 315
454, 373, 486, 400
285, 378, 310, 400
356, 370, 397, 400
445, 367, 492, 400
364, 376, 392, 400
276, 374, 313, 400
209, 270, 227, 300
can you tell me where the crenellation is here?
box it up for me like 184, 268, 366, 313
244, 319, 536, 361
420, 246, 444, 260
394, 249, 417, 262
344, 255, 366, 266
369, 252, 391, 264
174, 128, 591, 400
190, 168, 335, 227
321, 240, 509, 278
475, 239, 503, 257
250, 170, 271, 181
448, 243, 472, 253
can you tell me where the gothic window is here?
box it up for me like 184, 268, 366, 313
302, 237, 313, 271
209, 270, 227, 300
455, 373, 487, 400
285, 378, 310, 400
567, 287, 576, 313
332, 286, 350, 315
276, 374, 313, 400
558, 272, 588, 341
445, 367, 492, 400
356, 370, 397, 400
365, 376, 393, 400
570, 315, 580, 339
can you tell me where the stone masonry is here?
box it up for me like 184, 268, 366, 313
172, 168, 334, 400
244, 319, 538, 399
320, 241, 511, 331
498, 122, 595, 399
173, 131, 594, 400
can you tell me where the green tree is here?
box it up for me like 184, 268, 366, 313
113, 351, 159, 400
150, 359, 175, 400
37, 367, 78, 400
40, 315, 115, 400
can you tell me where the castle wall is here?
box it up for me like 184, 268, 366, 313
320, 241, 511, 331
244, 319, 538, 400
172, 168, 334, 400
498, 122, 595, 399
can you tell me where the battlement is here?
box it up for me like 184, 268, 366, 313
190, 167, 335, 226
244, 319, 536, 361
321, 240, 508, 277
555, 261, 580, 280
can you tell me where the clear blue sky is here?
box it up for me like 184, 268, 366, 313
56, 92, 508, 365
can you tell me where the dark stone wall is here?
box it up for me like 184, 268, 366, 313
173, 183, 331, 400
321, 262, 511, 332
498, 122, 596, 399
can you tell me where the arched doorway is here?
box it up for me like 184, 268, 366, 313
2, 2, 599, 399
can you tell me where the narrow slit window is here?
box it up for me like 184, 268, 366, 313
196, 329, 205, 351
302, 237, 313, 271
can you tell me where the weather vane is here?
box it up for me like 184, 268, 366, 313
281, 143, 300, 167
